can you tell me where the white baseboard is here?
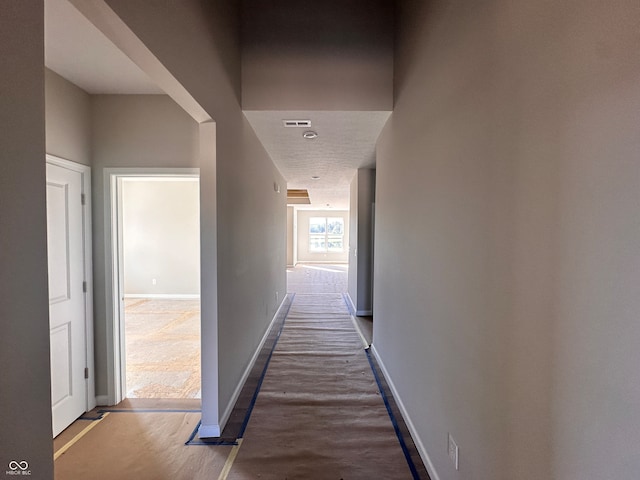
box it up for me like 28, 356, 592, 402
124, 294, 200, 299
95, 395, 110, 406
345, 293, 372, 317
345, 293, 357, 315
198, 423, 221, 438
346, 294, 369, 348
370, 344, 441, 480
217, 295, 289, 432
349, 316, 370, 349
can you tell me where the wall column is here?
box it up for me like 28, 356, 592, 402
0, 1, 54, 477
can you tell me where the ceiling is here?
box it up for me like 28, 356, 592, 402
44, 0, 162, 94
244, 111, 390, 209
44, 0, 389, 209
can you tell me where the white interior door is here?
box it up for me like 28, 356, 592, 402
46, 162, 87, 437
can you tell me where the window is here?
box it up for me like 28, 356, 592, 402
309, 217, 344, 253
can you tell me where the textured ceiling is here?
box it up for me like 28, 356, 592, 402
244, 111, 391, 210
44, 1, 392, 210
45, 0, 162, 94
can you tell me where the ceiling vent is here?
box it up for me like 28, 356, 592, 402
283, 120, 311, 128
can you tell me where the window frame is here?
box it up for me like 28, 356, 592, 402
308, 216, 345, 253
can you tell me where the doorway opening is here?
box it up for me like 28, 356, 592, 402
109, 170, 201, 401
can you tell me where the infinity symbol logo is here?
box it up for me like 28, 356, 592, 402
8, 461, 28, 471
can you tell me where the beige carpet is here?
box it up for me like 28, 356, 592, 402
226, 293, 413, 479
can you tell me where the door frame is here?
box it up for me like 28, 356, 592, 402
103, 167, 200, 405
46, 154, 95, 413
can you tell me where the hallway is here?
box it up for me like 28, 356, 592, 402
53, 265, 426, 479
225, 291, 419, 479
3, 2, 639, 479
288, 263, 373, 345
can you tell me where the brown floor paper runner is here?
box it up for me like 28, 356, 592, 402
54, 293, 417, 479
226, 293, 414, 479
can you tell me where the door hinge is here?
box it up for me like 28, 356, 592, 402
81, 193, 86, 205
82, 281, 87, 293
84, 367, 89, 379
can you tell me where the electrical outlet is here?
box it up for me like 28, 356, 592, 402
152, 278, 157, 285
448, 433, 459, 470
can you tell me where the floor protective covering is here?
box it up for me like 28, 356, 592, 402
54, 400, 230, 480
54, 291, 417, 479
225, 293, 413, 479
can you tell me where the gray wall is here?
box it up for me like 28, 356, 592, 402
45, 68, 91, 165
104, 0, 287, 421
286, 206, 294, 266
91, 94, 199, 396
241, 0, 393, 111
45, 75, 200, 399
122, 179, 200, 296
348, 179, 358, 307
0, 1, 54, 477
375, 1, 640, 479
296, 210, 349, 263
348, 169, 375, 315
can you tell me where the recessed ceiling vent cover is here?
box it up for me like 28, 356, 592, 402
283, 120, 311, 128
